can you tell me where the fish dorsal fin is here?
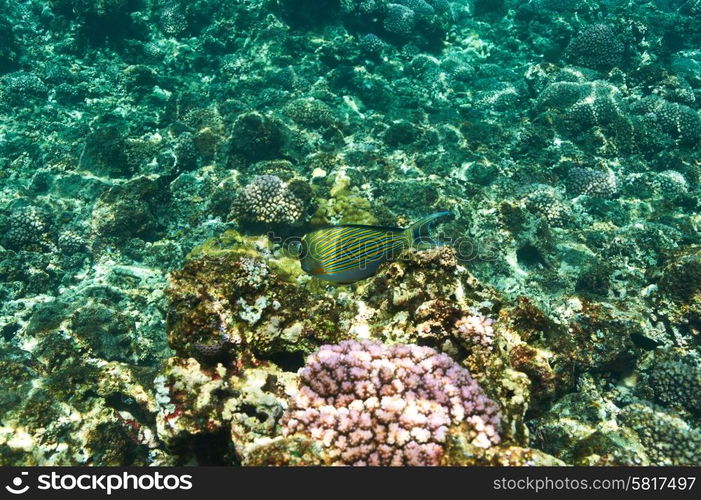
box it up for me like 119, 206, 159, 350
309, 223, 403, 232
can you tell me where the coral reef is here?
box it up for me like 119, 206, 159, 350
1, 0, 700, 467
619, 403, 701, 466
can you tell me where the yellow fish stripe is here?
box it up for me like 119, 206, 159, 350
318, 232, 396, 264
309, 227, 376, 257
308, 227, 350, 251
312, 227, 380, 258
321, 238, 405, 272
322, 241, 405, 273
316, 229, 406, 263
330, 231, 398, 259
310, 234, 375, 260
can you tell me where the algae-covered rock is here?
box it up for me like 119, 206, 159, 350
166, 238, 346, 362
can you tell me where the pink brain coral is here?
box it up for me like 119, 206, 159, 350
282, 339, 501, 465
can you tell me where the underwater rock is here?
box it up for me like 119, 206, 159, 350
502, 297, 641, 400
537, 79, 633, 150
155, 357, 301, 465
229, 112, 285, 165
275, 0, 341, 29
443, 433, 564, 466
154, 356, 236, 464
92, 176, 171, 242
79, 124, 134, 178
331, 0, 452, 51
165, 244, 345, 362
49, 0, 145, 47
0, 17, 19, 73
659, 250, 701, 302
0, 340, 160, 465
242, 435, 331, 466
531, 379, 648, 466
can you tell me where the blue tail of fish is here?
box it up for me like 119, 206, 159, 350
406, 211, 453, 249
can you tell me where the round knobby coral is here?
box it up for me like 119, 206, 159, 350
282, 339, 501, 466
525, 187, 569, 226
57, 230, 87, 255
359, 33, 387, 56
620, 403, 701, 466
0, 71, 47, 107
232, 175, 305, 225
647, 360, 701, 415
565, 167, 618, 197
284, 98, 336, 128
654, 170, 688, 197
383, 3, 416, 37
565, 24, 624, 69
3, 205, 53, 251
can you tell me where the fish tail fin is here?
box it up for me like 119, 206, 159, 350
405, 211, 453, 249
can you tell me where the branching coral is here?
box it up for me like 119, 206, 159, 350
455, 314, 496, 350
282, 339, 501, 465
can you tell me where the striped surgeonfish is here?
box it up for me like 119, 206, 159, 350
296, 211, 452, 284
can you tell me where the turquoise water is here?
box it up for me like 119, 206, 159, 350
0, 0, 700, 466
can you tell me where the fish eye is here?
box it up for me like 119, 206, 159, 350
287, 240, 303, 257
